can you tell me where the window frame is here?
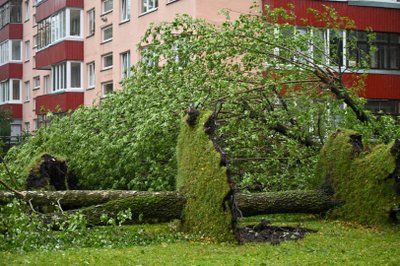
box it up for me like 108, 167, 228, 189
102, 0, 113, 14
87, 8, 95, 36
120, 51, 131, 80
102, 81, 113, 96
24, 80, 30, 102
50, 61, 83, 93
102, 53, 113, 70
87, 61, 95, 89
0, 79, 21, 104
102, 24, 113, 43
121, 0, 131, 22
141, 0, 158, 15
24, 40, 30, 62
33, 76, 40, 90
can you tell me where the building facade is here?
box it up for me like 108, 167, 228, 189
0, 0, 399, 139
264, 0, 400, 114
0, 0, 254, 138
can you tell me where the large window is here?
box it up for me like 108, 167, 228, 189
0, 81, 9, 103
102, 0, 113, 14
121, 0, 131, 21
141, 0, 158, 14
348, 31, 400, 70
87, 9, 95, 36
0, 40, 22, 65
0, 1, 22, 30
121, 51, 131, 79
51, 61, 82, 92
87, 62, 95, 88
37, 9, 83, 50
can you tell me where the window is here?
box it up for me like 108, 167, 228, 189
37, 9, 83, 50
102, 81, 113, 96
44, 75, 50, 93
11, 40, 21, 61
0, 80, 21, 103
24, 40, 30, 61
87, 9, 95, 36
102, 53, 113, 69
141, 0, 158, 14
0, 81, 9, 103
33, 35, 37, 49
102, 25, 113, 42
52, 62, 67, 91
121, 0, 131, 21
102, 0, 113, 14
12, 80, 21, 101
50, 61, 82, 92
87, 62, 95, 88
70, 9, 81, 37
348, 31, 400, 70
365, 99, 399, 115
25, 81, 30, 101
33, 76, 40, 89
70, 62, 82, 88
0, 1, 22, 30
121, 51, 131, 79
24, 0, 30, 21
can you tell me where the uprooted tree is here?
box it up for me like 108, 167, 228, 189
2, 5, 399, 193
0, 5, 400, 242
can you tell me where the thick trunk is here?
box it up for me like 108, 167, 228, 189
0, 190, 335, 225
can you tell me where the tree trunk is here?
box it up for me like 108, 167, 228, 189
0, 190, 335, 225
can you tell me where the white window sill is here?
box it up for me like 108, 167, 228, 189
87, 86, 95, 91
101, 66, 113, 71
139, 8, 158, 17
101, 39, 113, 44
120, 19, 130, 25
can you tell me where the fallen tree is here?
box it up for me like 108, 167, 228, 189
0, 190, 335, 225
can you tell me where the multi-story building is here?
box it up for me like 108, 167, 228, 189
0, 0, 399, 141
264, 0, 400, 114
0, 0, 254, 139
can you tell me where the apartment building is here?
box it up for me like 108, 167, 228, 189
0, 0, 254, 138
0, 0, 399, 140
264, 0, 400, 114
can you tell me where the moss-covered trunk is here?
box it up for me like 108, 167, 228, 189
21, 190, 335, 225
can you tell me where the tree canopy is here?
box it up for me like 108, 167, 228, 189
1, 4, 399, 192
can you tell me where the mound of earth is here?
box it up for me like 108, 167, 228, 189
237, 220, 316, 244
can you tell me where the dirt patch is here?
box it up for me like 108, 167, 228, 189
237, 220, 316, 245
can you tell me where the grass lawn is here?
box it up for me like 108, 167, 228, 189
1, 214, 399, 266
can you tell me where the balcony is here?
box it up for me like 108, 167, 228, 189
0, 103, 22, 119
0, 23, 23, 43
36, 0, 83, 22
0, 63, 22, 80
35, 40, 83, 69
35, 91, 83, 114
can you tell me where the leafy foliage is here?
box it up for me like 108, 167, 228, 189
1, 5, 399, 192
0, 199, 197, 252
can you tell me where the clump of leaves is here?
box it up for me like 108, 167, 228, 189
0, 199, 199, 252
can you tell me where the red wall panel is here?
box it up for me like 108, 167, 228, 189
0, 24, 23, 43
343, 73, 400, 100
36, 0, 84, 22
35, 41, 84, 69
264, 0, 400, 32
0, 63, 23, 81
0, 103, 22, 119
35, 91, 84, 114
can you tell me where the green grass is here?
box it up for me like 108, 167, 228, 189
1, 214, 399, 266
